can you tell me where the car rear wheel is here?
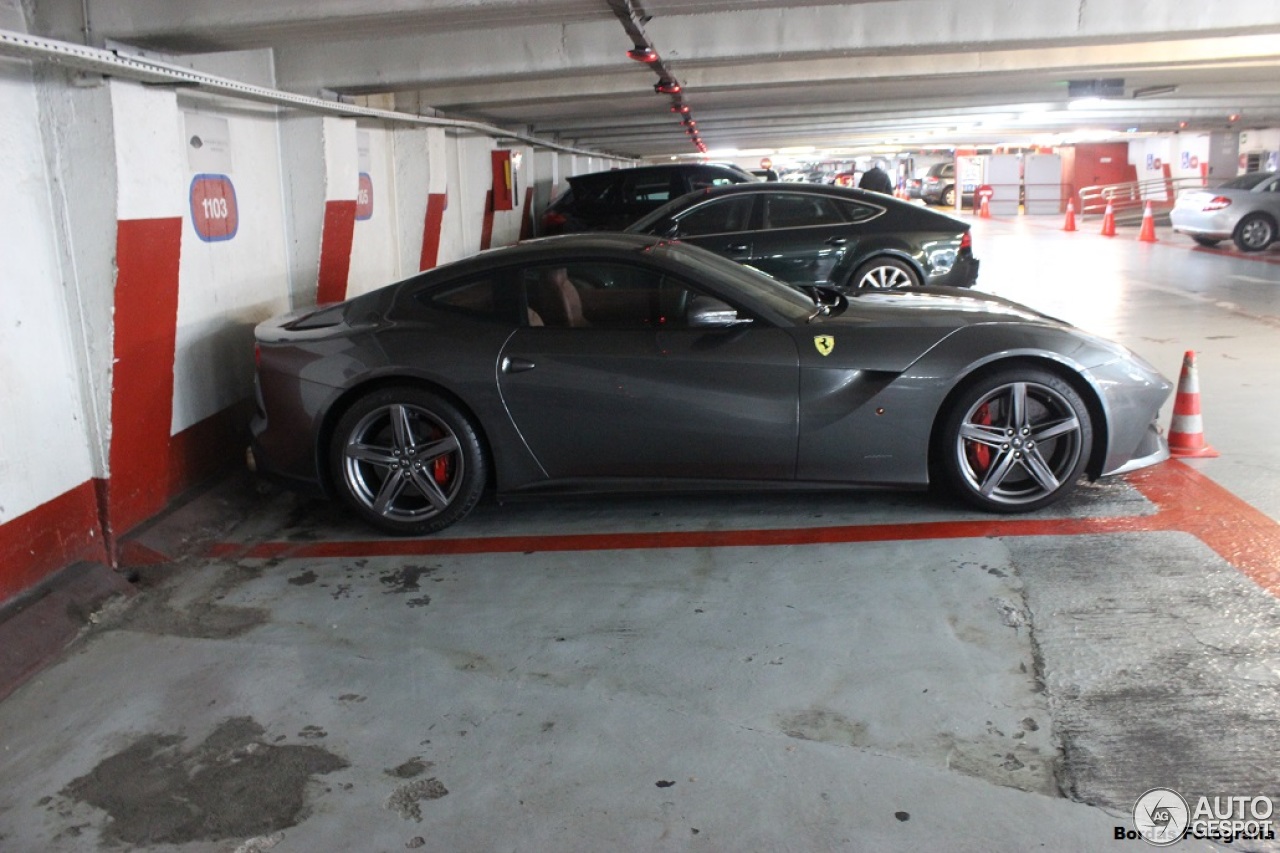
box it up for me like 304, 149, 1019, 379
1192, 236, 1221, 248
331, 387, 486, 535
851, 257, 921, 290
943, 186, 957, 207
941, 368, 1092, 513
1233, 213, 1276, 252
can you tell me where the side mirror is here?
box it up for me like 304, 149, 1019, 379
687, 295, 752, 328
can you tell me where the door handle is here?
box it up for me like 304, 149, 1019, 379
825, 237, 847, 246
501, 356, 536, 374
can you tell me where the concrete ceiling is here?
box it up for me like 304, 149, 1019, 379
28, 0, 1280, 162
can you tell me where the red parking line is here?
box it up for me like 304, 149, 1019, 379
202, 462, 1280, 599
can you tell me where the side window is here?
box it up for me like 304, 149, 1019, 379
674, 196, 756, 237
520, 262, 705, 330
833, 198, 883, 224
620, 172, 675, 204
688, 170, 739, 191
422, 277, 512, 322
763, 194, 845, 228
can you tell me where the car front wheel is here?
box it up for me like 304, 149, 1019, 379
851, 257, 921, 290
1233, 213, 1276, 252
330, 387, 487, 534
941, 368, 1092, 513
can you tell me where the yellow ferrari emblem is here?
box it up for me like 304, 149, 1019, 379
813, 335, 835, 357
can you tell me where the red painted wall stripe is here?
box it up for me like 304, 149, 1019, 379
168, 399, 253, 497
419, 192, 448, 270
479, 189, 495, 251
0, 481, 107, 603
107, 217, 183, 540
519, 186, 534, 241
316, 199, 357, 304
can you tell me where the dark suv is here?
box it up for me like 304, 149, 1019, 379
921, 162, 976, 208
541, 163, 756, 234
920, 162, 956, 206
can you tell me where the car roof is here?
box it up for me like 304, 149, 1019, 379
567, 162, 754, 186
424, 232, 670, 275
649, 182, 894, 204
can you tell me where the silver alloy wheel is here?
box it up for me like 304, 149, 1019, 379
341, 402, 464, 522
953, 380, 1084, 507
1235, 215, 1275, 252
849, 256, 921, 289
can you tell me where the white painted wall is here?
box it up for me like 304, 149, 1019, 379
348, 126, 401, 296
171, 100, 292, 433
0, 60, 97, 523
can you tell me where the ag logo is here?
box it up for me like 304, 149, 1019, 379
1133, 788, 1189, 846
813, 335, 835, 357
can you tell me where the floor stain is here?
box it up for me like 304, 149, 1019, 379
380, 565, 437, 594
58, 717, 348, 845
287, 570, 317, 586
384, 778, 449, 821
385, 758, 431, 779
775, 710, 868, 748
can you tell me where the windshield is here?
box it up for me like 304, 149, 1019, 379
1218, 172, 1275, 191
647, 241, 818, 319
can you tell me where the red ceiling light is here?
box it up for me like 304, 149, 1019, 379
627, 47, 658, 63
1228, 113, 1240, 122
654, 79, 681, 95
670, 104, 690, 114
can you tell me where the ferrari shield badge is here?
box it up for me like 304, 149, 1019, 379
813, 335, 835, 357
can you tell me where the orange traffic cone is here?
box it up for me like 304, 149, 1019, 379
1062, 200, 1077, 232
1138, 201, 1158, 242
1167, 350, 1218, 458
979, 196, 991, 218
1100, 202, 1116, 237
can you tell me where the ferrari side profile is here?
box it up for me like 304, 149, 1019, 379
250, 233, 1171, 534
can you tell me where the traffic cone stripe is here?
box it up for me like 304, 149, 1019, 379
1167, 350, 1218, 458
1100, 202, 1116, 237
1063, 200, 1077, 232
1138, 201, 1158, 242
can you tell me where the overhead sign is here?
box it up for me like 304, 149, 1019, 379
189, 174, 239, 242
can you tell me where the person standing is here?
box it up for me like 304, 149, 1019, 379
859, 161, 894, 194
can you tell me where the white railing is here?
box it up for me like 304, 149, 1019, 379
1078, 176, 1209, 217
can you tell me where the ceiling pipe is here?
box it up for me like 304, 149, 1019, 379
0, 28, 631, 161
605, 0, 703, 153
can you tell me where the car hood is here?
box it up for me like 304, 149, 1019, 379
802, 287, 1111, 372
830, 287, 1066, 328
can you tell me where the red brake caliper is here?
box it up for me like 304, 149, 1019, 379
433, 456, 450, 484
969, 403, 992, 472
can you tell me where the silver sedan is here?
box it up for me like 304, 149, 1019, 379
1170, 171, 1280, 252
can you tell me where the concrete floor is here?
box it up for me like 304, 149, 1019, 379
1, 216, 1278, 852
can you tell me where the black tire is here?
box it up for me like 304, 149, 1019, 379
330, 387, 486, 535
1233, 213, 1276, 252
851, 257, 921, 290
940, 368, 1092, 513
942, 186, 957, 207
1192, 236, 1221, 248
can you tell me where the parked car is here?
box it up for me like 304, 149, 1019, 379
921, 162, 975, 208
625, 183, 979, 290
250, 233, 1170, 534
904, 174, 924, 199
1170, 171, 1280, 252
752, 168, 781, 181
540, 163, 756, 234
